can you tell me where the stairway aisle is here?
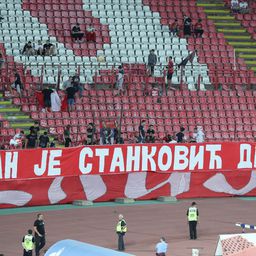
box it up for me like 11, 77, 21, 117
197, 0, 256, 73
0, 94, 35, 145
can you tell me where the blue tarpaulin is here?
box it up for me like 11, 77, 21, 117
45, 239, 135, 256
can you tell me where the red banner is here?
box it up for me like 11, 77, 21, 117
0, 142, 256, 208
1, 170, 256, 208
0, 142, 255, 180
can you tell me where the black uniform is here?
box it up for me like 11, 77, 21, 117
34, 219, 46, 256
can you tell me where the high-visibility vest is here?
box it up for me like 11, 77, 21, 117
188, 206, 198, 221
116, 219, 127, 233
22, 235, 34, 251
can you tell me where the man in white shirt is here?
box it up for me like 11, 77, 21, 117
155, 237, 168, 256
34, 40, 44, 55
239, 0, 249, 13
231, 0, 239, 12
196, 126, 205, 143
10, 130, 25, 148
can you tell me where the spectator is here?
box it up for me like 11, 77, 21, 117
183, 16, 192, 38
196, 126, 205, 143
26, 130, 38, 149
22, 41, 34, 56
107, 128, 115, 145
239, 0, 249, 13
62, 76, 73, 90
86, 123, 95, 145
29, 121, 40, 136
194, 19, 204, 38
86, 26, 96, 42
71, 23, 84, 42
72, 73, 83, 98
116, 133, 124, 144
231, 0, 239, 13
171, 19, 179, 36
116, 65, 124, 94
147, 49, 157, 76
151, 84, 160, 97
66, 85, 76, 112
176, 127, 185, 143
146, 124, 155, 143
51, 89, 61, 112
39, 131, 50, 148
34, 40, 44, 56
167, 56, 174, 89
169, 136, 177, 144
0, 51, 4, 70
163, 134, 172, 143
63, 125, 72, 147
43, 40, 56, 56
138, 120, 146, 143
42, 86, 53, 112
113, 122, 124, 144
50, 138, 56, 148
10, 72, 23, 97
190, 127, 197, 143
100, 122, 109, 145
9, 130, 25, 149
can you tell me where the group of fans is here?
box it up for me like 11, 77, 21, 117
7, 119, 205, 150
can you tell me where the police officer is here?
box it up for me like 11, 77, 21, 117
187, 202, 199, 240
116, 214, 127, 251
22, 229, 35, 256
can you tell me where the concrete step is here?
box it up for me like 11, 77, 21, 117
207, 15, 235, 20
217, 28, 246, 33
229, 41, 256, 46
224, 35, 251, 40
235, 48, 256, 53
214, 22, 241, 26
197, 3, 224, 7
0, 107, 20, 113
238, 54, 256, 59
4, 115, 31, 121
244, 60, 256, 65
204, 9, 230, 14
10, 122, 34, 128
0, 101, 12, 105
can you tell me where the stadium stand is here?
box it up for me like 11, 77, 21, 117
0, 0, 255, 148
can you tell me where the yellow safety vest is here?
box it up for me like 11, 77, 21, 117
188, 207, 198, 221
22, 235, 34, 251
116, 219, 127, 233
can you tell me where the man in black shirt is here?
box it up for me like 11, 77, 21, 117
26, 130, 38, 149
33, 213, 46, 256
138, 120, 146, 143
63, 125, 72, 147
43, 40, 55, 56
22, 41, 34, 56
39, 131, 50, 148
176, 127, 185, 143
29, 121, 40, 136
10, 72, 23, 97
86, 123, 95, 145
71, 23, 84, 42
66, 86, 76, 112
146, 124, 155, 143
